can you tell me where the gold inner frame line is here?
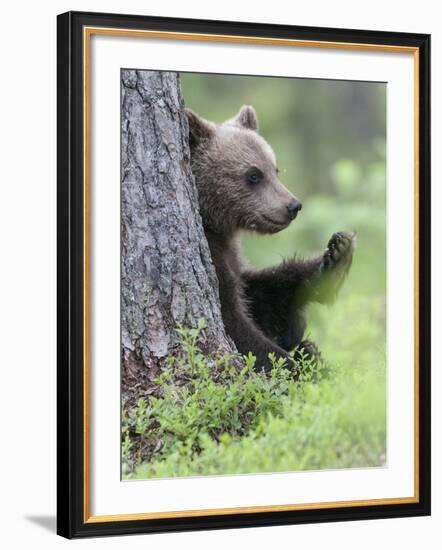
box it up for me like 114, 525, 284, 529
82, 26, 420, 524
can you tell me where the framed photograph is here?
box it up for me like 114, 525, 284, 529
57, 11, 431, 538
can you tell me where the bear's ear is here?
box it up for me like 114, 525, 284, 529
185, 108, 214, 148
228, 105, 258, 131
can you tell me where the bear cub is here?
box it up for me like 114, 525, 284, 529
186, 105, 354, 374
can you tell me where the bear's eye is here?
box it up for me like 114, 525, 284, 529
246, 168, 263, 185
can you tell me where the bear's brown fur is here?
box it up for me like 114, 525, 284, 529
186, 105, 354, 373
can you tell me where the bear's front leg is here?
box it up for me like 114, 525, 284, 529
314, 231, 355, 303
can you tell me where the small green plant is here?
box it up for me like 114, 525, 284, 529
122, 320, 303, 475
132, 359, 385, 479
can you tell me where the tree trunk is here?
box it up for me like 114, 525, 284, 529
121, 70, 235, 401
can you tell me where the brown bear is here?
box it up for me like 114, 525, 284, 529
186, 105, 354, 374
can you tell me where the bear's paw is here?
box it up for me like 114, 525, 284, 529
321, 231, 355, 273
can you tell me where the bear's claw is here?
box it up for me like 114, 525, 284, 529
296, 339, 321, 362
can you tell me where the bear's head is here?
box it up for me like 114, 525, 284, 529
186, 105, 302, 237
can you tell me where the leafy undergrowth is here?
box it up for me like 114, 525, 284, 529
123, 295, 386, 480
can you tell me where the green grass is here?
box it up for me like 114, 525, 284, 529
123, 292, 386, 480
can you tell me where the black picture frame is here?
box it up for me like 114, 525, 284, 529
57, 10, 431, 539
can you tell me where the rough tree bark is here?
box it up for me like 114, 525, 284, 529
121, 70, 235, 401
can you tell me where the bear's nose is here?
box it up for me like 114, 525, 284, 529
287, 200, 302, 219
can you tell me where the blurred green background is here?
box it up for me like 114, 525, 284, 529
181, 73, 386, 367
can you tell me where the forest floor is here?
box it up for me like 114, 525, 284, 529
122, 291, 386, 480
